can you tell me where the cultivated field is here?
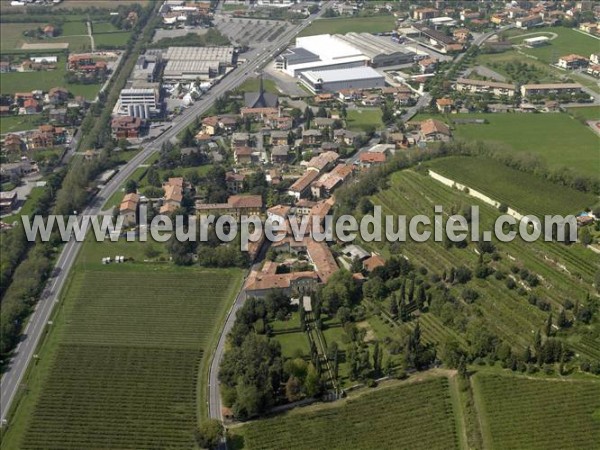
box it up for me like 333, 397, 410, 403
239, 377, 459, 450
426, 156, 596, 216
369, 170, 599, 356
298, 15, 396, 37
2, 264, 243, 450
447, 113, 600, 178
473, 373, 600, 450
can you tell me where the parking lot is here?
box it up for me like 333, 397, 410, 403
214, 17, 292, 47
152, 27, 209, 43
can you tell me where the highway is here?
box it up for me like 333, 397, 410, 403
0, 3, 331, 426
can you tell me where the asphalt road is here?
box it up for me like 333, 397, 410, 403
0, 3, 331, 427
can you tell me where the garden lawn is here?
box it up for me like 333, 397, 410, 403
0, 115, 43, 134
346, 108, 383, 132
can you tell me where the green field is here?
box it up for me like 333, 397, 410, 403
0, 55, 101, 100
298, 15, 396, 37
426, 156, 596, 216
446, 113, 600, 178
346, 108, 383, 132
507, 27, 600, 65
94, 31, 132, 49
2, 260, 243, 450
0, 23, 35, 51
60, 20, 88, 36
568, 105, 600, 121
473, 373, 600, 450
369, 170, 599, 356
239, 377, 459, 450
0, 114, 44, 134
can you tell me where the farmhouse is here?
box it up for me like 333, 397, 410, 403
196, 195, 263, 220
420, 119, 451, 141
288, 171, 320, 199
119, 192, 140, 227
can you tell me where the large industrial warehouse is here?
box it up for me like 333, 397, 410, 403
162, 46, 235, 81
277, 33, 415, 76
299, 67, 385, 93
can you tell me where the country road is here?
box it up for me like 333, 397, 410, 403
0, 2, 331, 426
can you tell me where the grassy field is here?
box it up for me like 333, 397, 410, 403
426, 156, 597, 216
94, 31, 132, 49
0, 114, 44, 134
2, 254, 243, 449
346, 108, 383, 132
506, 27, 600, 65
568, 105, 600, 121
439, 113, 600, 178
0, 54, 101, 100
237, 77, 279, 94
473, 373, 600, 450
0, 23, 35, 51
238, 377, 459, 450
369, 169, 599, 356
298, 15, 396, 37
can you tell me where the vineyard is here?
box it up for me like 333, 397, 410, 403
426, 156, 596, 216
8, 267, 242, 450
369, 170, 599, 357
473, 373, 600, 450
240, 377, 459, 450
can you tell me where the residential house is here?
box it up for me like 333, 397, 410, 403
225, 171, 245, 194
310, 163, 353, 198
270, 130, 289, 146
3, 134, 23, 153
516, 14, 542, 29
579, 22, 597, 34
334, 129, 361, 147
160, 177, 184, 214
558, 54, 588, 70
49, 108, 67, 124
389, 132, 408, 149
591, 53, 600, 65
234, 146, 254, 165
302, 129, 322, 146
436, 97, 454, 113
307, 151, 339, 173
454, 78, 517, 97
287, 171, 320, 199
0, 191, 17, 215
43, 25, 55, 37
47, 87, 69, 105
271, 145, 290, 164
358, 152, 387, 168
119, 192, 140, 227
363, 254, 385, 272
453, 28, 471, 43
23, 98, 40, 114
520, 83, 583, 98
413, 7, 439, 20
313, 117, 335, 130
420, 118, 451, 141
245, 271, 319, 299
232, 132, 251, 147
111, 116, 143, 138
419, 57, 438, 74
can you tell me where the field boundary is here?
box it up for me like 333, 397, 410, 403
428, 170, 524, 220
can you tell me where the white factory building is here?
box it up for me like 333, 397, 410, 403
162, 46, 235, 81
118, 87, 160, 118
277, 33, 416, 77
299, 67, 385, 94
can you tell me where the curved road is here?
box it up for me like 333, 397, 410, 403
0, 4, 331, 426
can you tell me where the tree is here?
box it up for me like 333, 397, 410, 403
195, 420, 224, 450
580, 227, 592, 246
373, 341, 383, 376
146, 167, 160, 187
125, 179, 137, 194
557, 309, 569, 328
285, 376, 303, 402
181, 127, 195, 147
390, 297, 398, 318
545, 312, 553, 337
304, 363, 321, 397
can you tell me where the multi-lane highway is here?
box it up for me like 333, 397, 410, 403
0, 3, 331, 426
